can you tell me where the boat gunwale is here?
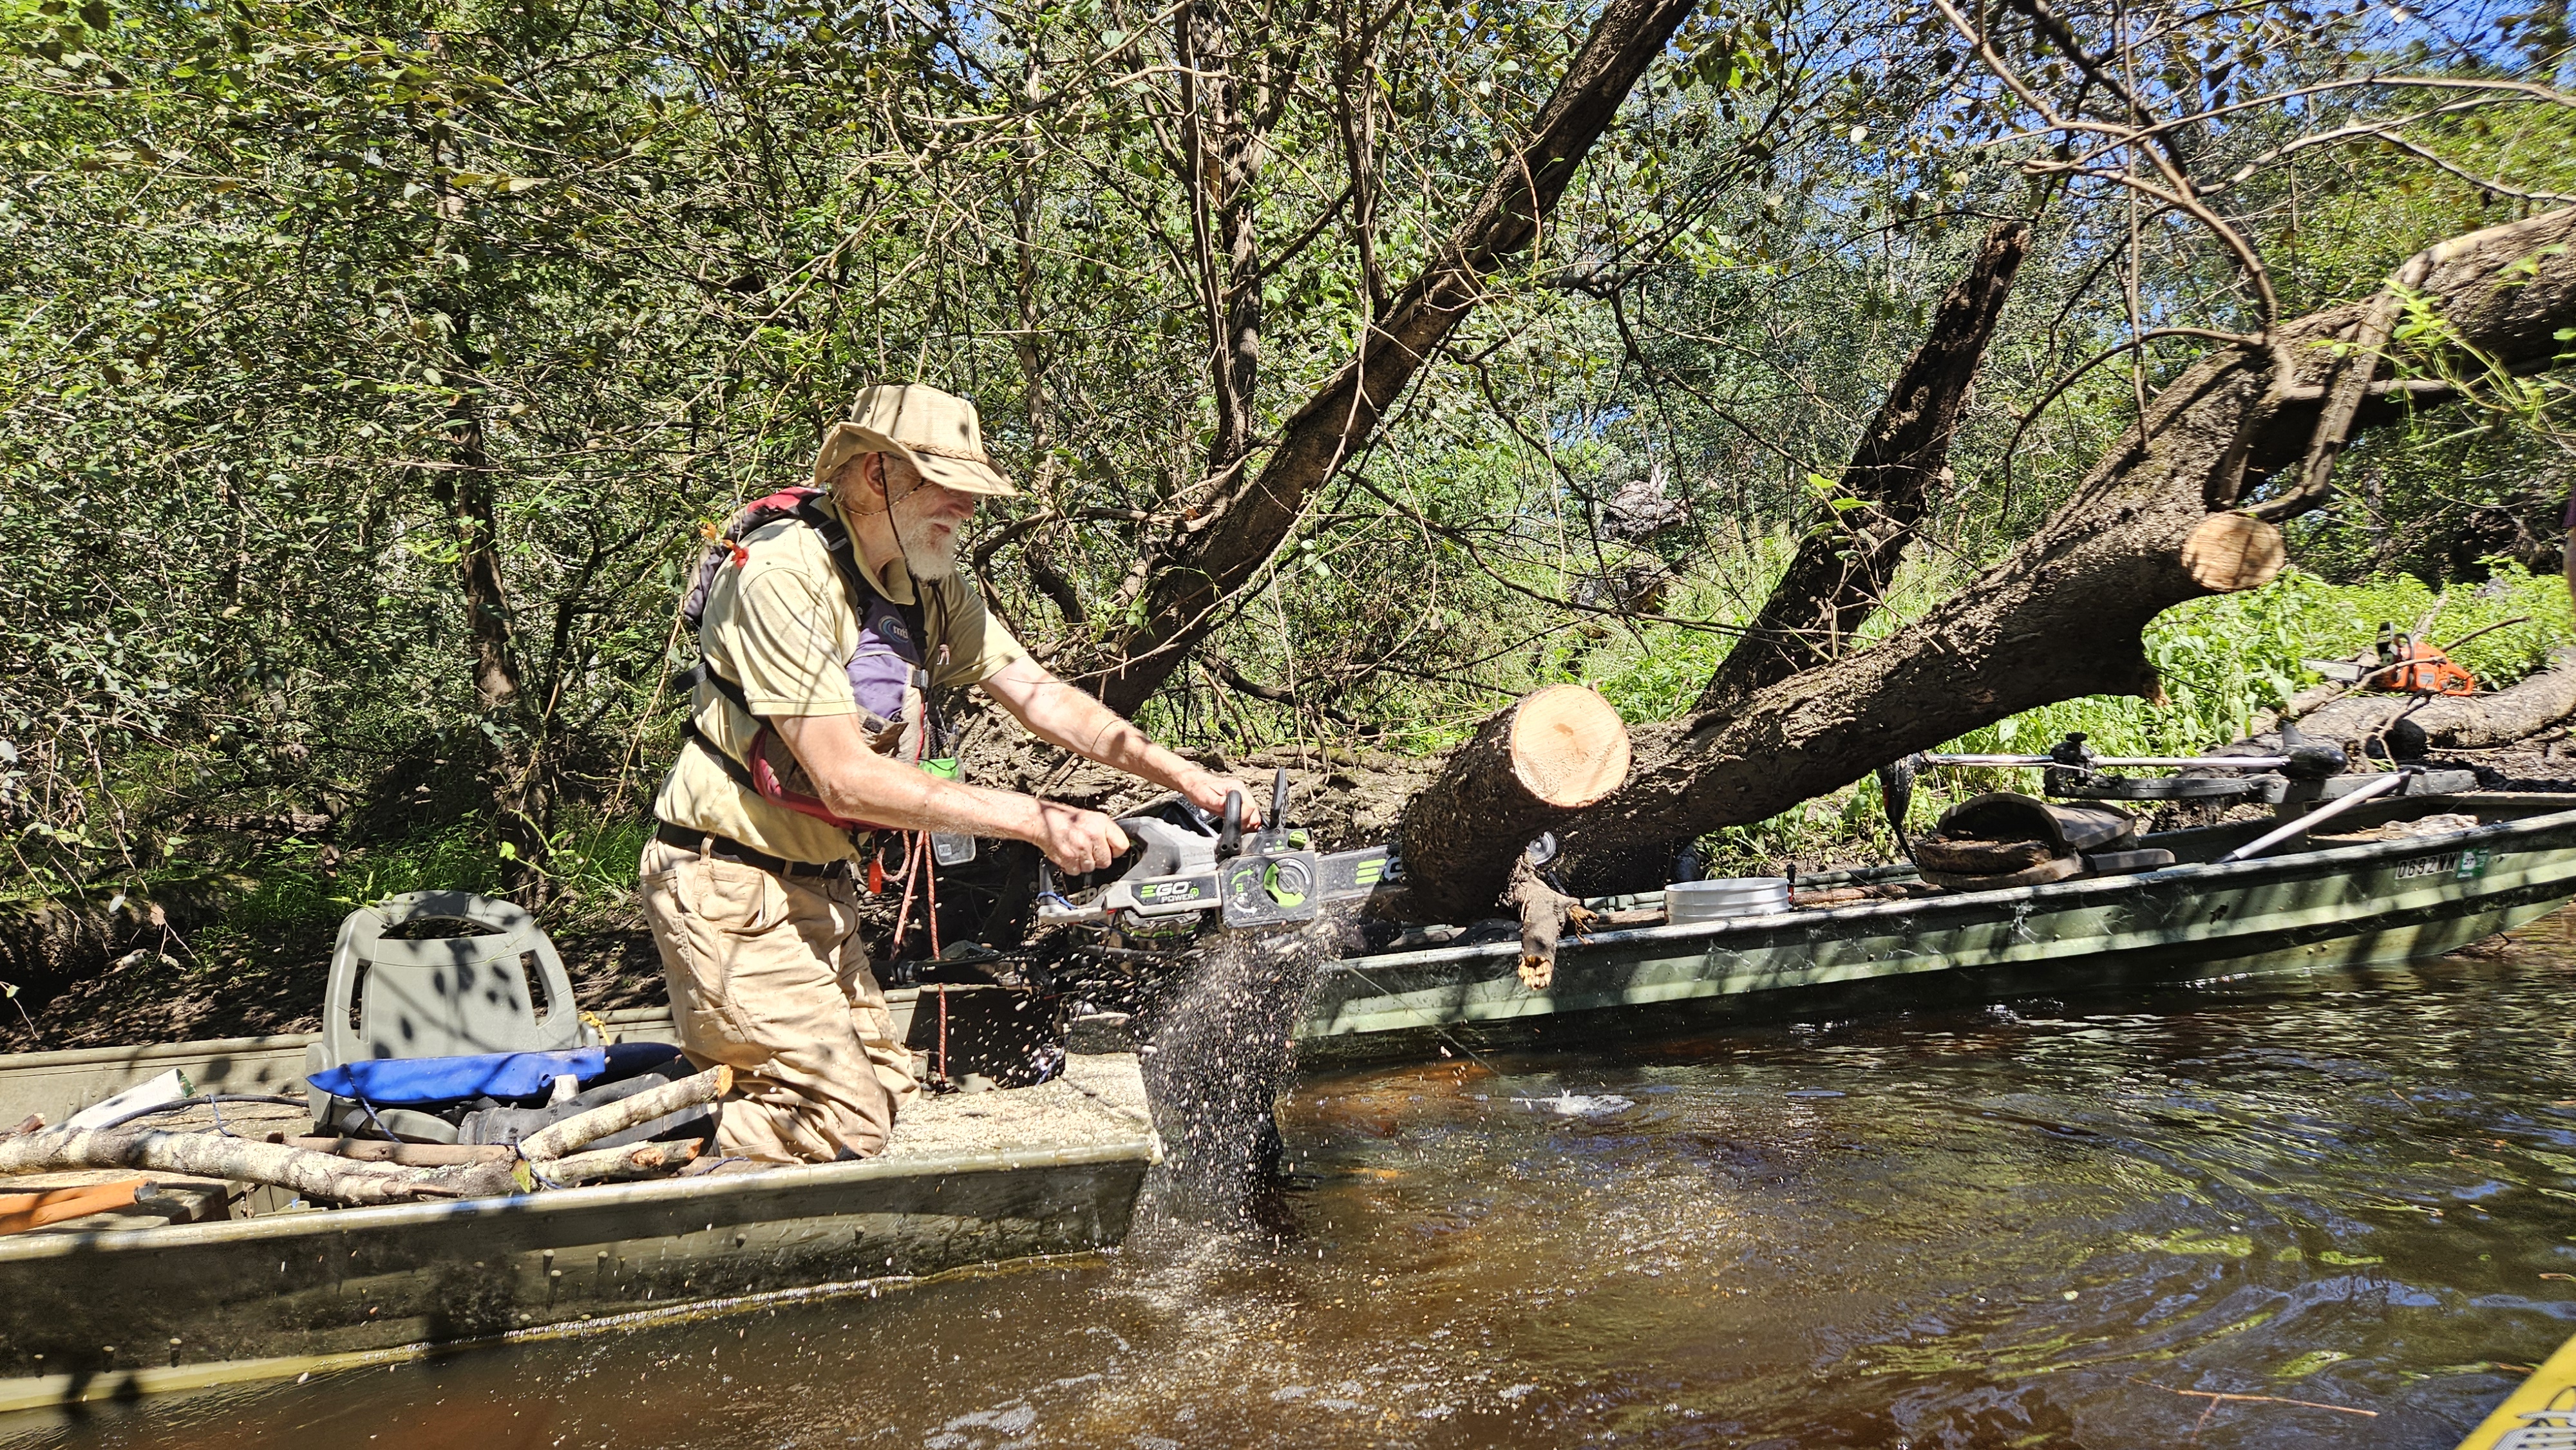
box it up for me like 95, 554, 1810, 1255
1325, 795, 2576, 977
0, 1136, 1156, 1265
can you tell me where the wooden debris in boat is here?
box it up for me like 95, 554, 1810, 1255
1918, 856, 2086, 892
511, 1064, 729, 1160
0, 1067, 730, 1209
1586, 907, 1667, 927
0, 1176, 153, 1236
2310, 812, 2481, 843
0, 1127, 516, 1205
540, 1138, 703, 1185
1913, 836, 2056, 875
271, 1137, 512, 1167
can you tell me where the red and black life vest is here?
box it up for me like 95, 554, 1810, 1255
672, 487, 944, 831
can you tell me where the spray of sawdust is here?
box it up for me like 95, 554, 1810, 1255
1132, 912, 1352, 1229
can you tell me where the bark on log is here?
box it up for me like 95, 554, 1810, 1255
513, 1064, 729, 1162
1397, 685, 1630, 922
542, 1139, 704, 1185
281, 1136, 512, 1166
1698, 221, 2031, 714
0, 1127, 515, 1204
1088, 0, 1701, 715
1504, 855, 1591, 991
2279, 648, 2576, 757
1490, 209, 2576, 895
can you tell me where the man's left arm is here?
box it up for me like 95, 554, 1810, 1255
980, 657, 1264, 828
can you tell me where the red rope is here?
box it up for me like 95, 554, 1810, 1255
887, 833, 923, 952
923, 832, 942, 960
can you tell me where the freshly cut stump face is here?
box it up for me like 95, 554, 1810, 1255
1510, 684, 1633, 808
2180, 512, 2286, 594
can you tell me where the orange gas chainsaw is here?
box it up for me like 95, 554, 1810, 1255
2304, 626, 2479, 697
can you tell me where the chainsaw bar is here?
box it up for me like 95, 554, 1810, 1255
1042, 843, 1400, 928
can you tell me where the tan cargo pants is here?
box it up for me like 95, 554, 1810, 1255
639, 837, 917, 1163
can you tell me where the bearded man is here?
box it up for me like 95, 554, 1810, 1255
640, 382, 1257, 1164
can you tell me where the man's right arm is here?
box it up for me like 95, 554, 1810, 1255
770, 714, 1131, 874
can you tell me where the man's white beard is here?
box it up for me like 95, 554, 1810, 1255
895, 505, 960, 581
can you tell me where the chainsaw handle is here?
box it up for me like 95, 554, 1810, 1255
1219, 791, 1244, 856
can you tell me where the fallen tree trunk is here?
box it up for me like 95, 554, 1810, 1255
2276, 648, 2576, 758
1395, 684, 1629, 923
1696, 220, 2032, 715
1390, 209, 2576, 900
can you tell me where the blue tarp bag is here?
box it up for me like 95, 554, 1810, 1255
307, 1044, 683, 1106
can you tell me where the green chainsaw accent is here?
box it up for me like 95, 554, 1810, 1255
1264, 860, 1309, 909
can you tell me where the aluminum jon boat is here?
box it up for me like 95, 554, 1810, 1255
2, 789, 2567, 1412
1294, 791, 2576, 1062
0, 1031, 1155, 1412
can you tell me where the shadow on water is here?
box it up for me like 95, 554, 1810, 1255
17, 914, 2576, 1447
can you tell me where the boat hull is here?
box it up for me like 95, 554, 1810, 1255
1297, 795, 2576, 1062
0, 1052, 1159, 1407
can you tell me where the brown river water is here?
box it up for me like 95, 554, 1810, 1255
13, 912, 2576, 1449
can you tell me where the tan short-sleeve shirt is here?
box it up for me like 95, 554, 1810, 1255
652, 494, 1028, 864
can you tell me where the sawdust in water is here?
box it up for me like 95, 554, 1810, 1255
1132, 913, 1351, 1225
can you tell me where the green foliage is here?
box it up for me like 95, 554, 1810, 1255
223, 812, 648, 933
5, 0, 2574, 949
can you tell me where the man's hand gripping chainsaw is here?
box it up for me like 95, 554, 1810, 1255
1034, 767, 1401, 931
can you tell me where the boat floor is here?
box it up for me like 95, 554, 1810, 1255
3, 1052, 1155, 1235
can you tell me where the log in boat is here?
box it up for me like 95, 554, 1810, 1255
0, 1039, 1155, 1412
1298, 790, 2576, 1062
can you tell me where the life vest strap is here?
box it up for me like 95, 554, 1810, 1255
672, 491, 943, 834
685, 720, 761, 793
674, 660, 753, 715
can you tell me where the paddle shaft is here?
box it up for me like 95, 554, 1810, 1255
2219, 771, 2410, 862
1923, 754, 2293, 770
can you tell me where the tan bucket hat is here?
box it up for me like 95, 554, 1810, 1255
812, 383, 1016, 497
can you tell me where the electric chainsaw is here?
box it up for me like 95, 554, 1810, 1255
1034, 767, 1401, 932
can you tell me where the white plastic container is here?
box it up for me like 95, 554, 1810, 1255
1665, 876, 1791, 923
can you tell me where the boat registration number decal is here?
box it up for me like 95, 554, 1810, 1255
2392, 849, 2490, 882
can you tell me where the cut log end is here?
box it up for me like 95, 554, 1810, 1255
1397, 686, 1634, 923
2181, 512, 2286, 593
1508, 684, 1633, 808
